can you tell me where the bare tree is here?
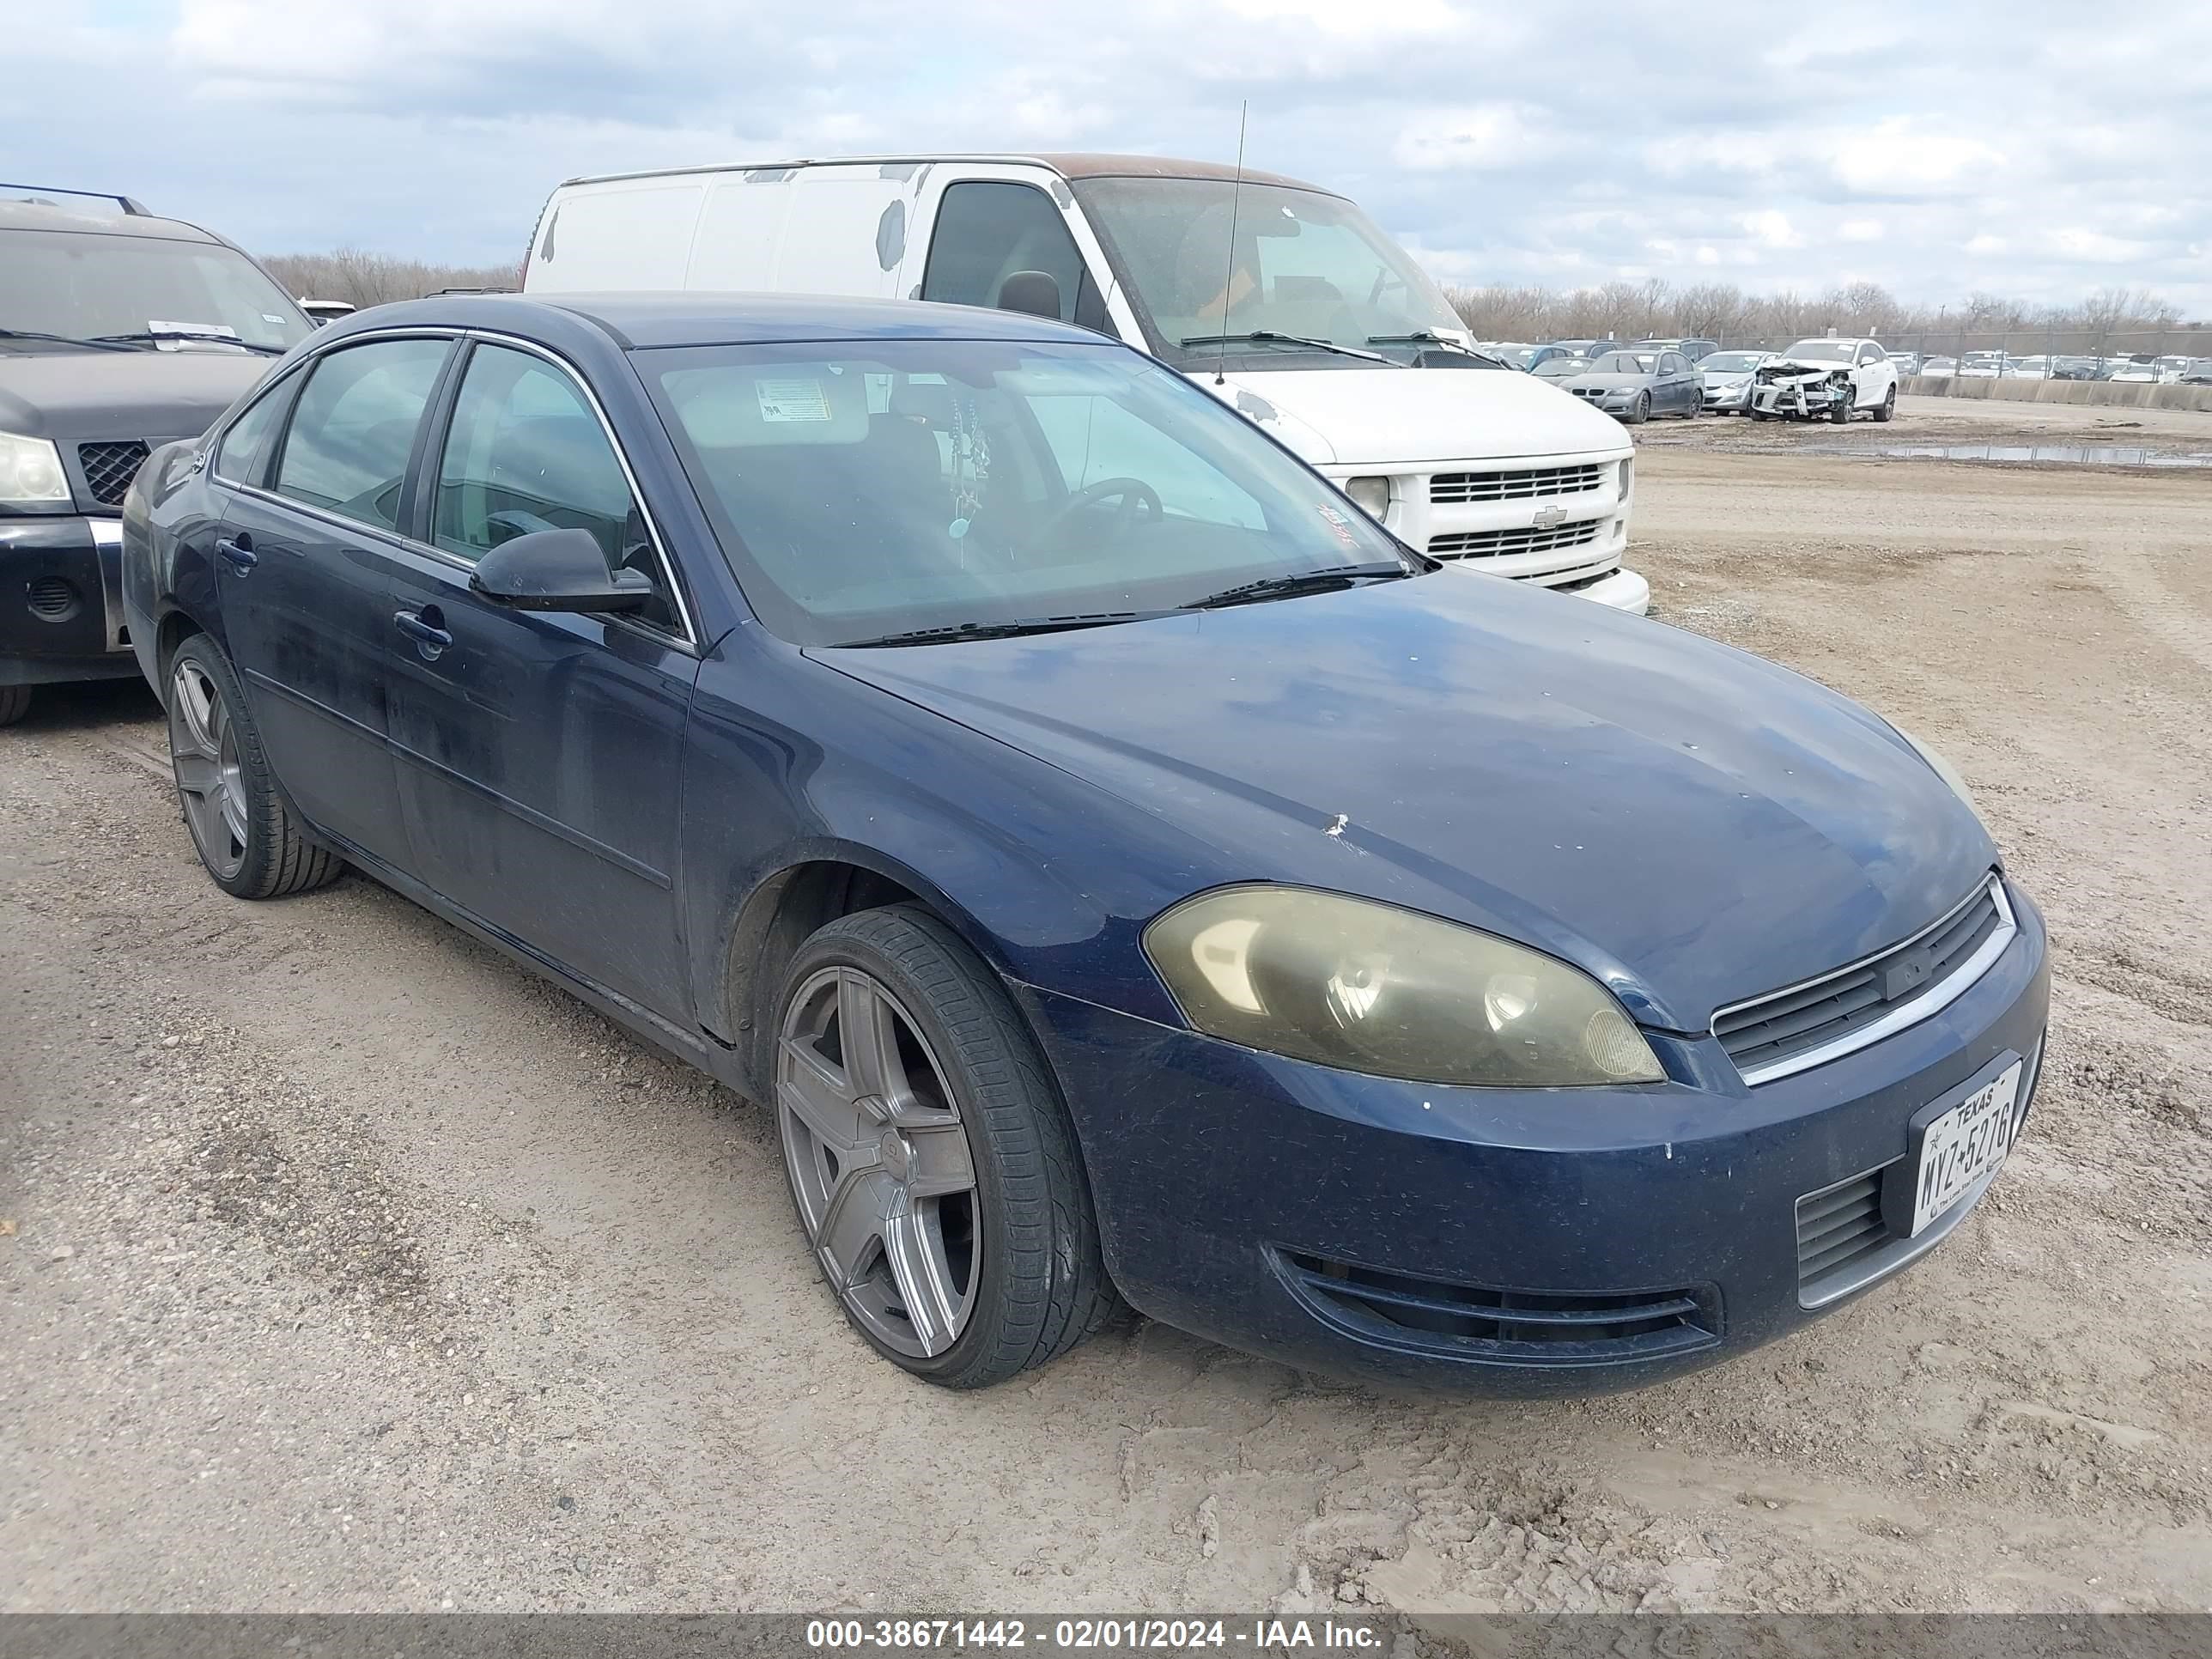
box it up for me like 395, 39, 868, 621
261, 246, 518, 308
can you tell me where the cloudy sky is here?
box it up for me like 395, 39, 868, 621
13, 0, 2209, 310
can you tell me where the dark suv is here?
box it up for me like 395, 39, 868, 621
1, 186, 310, 724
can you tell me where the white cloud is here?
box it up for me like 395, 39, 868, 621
1394, 105, 1553, 171
1829, 120, 2004, 195
1840, 219, 1884, 242
2047, 227, 2153, 263
1737, 210, 1805, 250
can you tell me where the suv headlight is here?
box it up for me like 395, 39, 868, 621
1144, 885, 1663, 1087
0, 431, 71, 506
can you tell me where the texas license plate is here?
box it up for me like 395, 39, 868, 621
1910, 1060, 2023, 1235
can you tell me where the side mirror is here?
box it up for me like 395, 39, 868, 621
995, 270, 1061, 320
469, 527, 654, 613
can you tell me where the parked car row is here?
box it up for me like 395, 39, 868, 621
6, 164, 2051, 1402
1907, 349, 2211, 383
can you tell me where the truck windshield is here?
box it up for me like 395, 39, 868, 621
1072, 177, 1468, 368
1, 228, 312, 354
644, 337, 1417, 648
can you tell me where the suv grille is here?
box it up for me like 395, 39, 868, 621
1429, 519, 1601, 560
1714, 878, 2010, 1084
78, 441, 150, 507
1278, 1249, 1719, 1364
1430, 464, 1607, 505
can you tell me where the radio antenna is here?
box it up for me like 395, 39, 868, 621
1214, 101, 1248, 387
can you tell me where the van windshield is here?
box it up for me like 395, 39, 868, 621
0, 228, 312, 353
1071, 177, 1468, 368
644, 337, 1417, 647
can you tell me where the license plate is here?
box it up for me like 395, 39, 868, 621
1910, 1060, 2023, 1235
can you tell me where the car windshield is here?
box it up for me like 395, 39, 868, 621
1780, 341, 1856, 363
0, 227, 312, 353
1533, 356, 1587, 378
1070, 177, 1467, 367
1700, 352, 1763, 372
645, 338, 1419, 647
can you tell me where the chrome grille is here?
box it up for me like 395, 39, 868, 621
1714, 878, 2013, 1085
1429, 519, 1602, 560
77, 441, 150, 506
1430, 463, 1606, 505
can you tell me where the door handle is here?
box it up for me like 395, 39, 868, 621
216, 535, 257, 572
393, 607, 453, 652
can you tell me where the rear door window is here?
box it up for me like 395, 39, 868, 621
921, 181, 1108, 330
274, 338, 450, 533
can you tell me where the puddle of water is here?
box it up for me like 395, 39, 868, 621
1801, 442, 2212, 467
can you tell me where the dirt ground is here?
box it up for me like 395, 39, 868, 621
3, 394, 2209, 1623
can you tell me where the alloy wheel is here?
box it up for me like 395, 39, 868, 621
777, 965, 981, 1358
169, 657, 248, 881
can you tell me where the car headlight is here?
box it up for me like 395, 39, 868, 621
0, 431, 71, 506
1143, 885, 1663, 1087
1341, 476, 1390, 520
1893, 726, 1979, 817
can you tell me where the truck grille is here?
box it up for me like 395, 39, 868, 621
1430, 463, 1607, 505
1430, 519, 1602, 560
1714, 878, 2010, 1084
1278, 1249, 1719, 1365
78, 441, 151, 507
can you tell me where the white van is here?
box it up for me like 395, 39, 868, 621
523, 154, 1648, 612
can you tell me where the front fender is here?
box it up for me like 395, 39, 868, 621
678, 633, 1216, 1085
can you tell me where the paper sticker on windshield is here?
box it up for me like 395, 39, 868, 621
146, 320, 240, 351
756, 378, 832, 423
1316, 503, 1359, 549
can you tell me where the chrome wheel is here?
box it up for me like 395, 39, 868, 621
777, 965, 981, 1358
169, 656, 248, 881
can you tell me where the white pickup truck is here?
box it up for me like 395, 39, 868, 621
522, 154, 1649, 613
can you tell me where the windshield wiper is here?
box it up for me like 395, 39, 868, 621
0, 328, 147, 353
1182, 563, 1409, 611
88, 330, 286, 356
1177, 331, 1399, 367
836, 611, 1165, 648
1366, 331, 1488, 360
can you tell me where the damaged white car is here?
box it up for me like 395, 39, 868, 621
1749, 337, 1899, 424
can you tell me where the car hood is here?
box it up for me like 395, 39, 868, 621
1702, 370, 1754, 387
1760, 358, 1853, 379
1554, 373, 1653, 392
0, 349, 269, 443
1194, 363, 1632, 467
813, 575, 1996, 1030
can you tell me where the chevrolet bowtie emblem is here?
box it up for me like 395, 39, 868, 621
1532, 506, 1568, 528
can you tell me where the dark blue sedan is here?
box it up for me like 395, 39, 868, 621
120, 294, 2048, 1393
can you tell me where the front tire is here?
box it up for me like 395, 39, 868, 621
0, 684, 29, 726
167, 635, 343, 899
773, 904, 1118, 1388
1628, 393, 1650, 425
1830, 390, 1853, 424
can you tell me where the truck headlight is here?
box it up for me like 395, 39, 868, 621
1144, 885, 1663, 1087
1342, 476, 1390, 519
0, 431, 71, 506
1618, 457, 1634, 501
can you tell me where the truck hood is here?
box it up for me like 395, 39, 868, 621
813, 574, 1997, 1030
1193, 362, 1631, 468
0, 349, 268, 443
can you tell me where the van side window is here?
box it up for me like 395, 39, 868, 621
921, 182, 1109, 331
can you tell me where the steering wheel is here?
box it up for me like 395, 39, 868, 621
1040, 477, 1163, 544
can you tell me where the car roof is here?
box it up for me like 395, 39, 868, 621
560, 152, 1335, 198
0, 197, 221, 244
334, 290, 1122, 351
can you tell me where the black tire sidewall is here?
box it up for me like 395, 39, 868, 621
169, 635, 284, 898
775, 905, 1098, 1388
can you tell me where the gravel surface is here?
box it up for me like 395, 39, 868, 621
4, 400, 2209, 1621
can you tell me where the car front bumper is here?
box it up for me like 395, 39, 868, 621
0, 514, 138, 687
1016, 879, 2048, 1396
1704, 383, 1753, 410
1751, 380, 1850, 416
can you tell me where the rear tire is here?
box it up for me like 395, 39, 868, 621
773, 904, 1120, 1388
1874, 386, 1897, 422
0, 684, 29, 727
167, 635, 343, 900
